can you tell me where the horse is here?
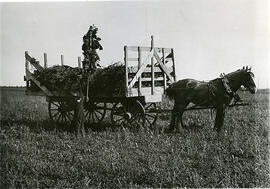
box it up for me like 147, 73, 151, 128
165, 66, 256, 133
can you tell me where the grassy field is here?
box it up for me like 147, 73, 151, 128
0, 87, 269, 188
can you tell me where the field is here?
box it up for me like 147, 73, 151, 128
0, 87, 269, 188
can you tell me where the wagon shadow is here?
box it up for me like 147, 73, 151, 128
85, 122, 117, 132
0, 119, 55, 133
0, 117, 123, 134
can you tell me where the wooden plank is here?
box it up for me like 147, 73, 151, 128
171, 48, 176, 81
78, 57, 82, 68
25, 52, 32, 62
127, 58, 139, 61
140, 77, 164, 82
153, 51, 174, 82
25, 52, 44, 71
124, 46, 129, 95
26, 70, 53, 96
151, 36, 154, 95
61, 55, 64, 66
127, 48, 154, 89
128, 66, 173, 74
126, 46, 172, 53
138, 47, 142, 96
44, 53, 47, 68
31, 60, 43, 71
162, 48, 167, 90
25, 51, 30, 88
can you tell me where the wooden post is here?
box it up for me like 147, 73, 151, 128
138, 47, 142, 96
151, 35, 155, 95
61, 54, 64, 66
162, 48, 167, 90
78, 57, 82, 68
44, 53, 47, 68
124, 46, 129, 96
25, 51, 29, 87
171, 48, 176, 81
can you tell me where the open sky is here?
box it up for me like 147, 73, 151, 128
1, 0, 269, 88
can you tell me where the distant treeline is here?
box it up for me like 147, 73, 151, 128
0, 86, 269, 93
0, 86, 26, 88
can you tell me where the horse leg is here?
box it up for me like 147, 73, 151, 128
214, 104, 225, 132
166, 104, 177, 132
175, 103, 188, 132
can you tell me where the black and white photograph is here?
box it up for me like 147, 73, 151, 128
1, 0, 269, 188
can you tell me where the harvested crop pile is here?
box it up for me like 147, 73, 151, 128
29, 65, 83, 94
89, 62, 126, 96
28, 63, 126, 96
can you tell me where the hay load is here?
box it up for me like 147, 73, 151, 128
29, 62, 127, 96
29, 65, 83, 93
89, 62, 126, 96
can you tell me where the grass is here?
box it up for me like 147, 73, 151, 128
0, 87, 269, 188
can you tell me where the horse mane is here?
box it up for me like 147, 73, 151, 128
226, 66, 254, 78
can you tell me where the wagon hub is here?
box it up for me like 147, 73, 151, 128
124, 112, 132, 120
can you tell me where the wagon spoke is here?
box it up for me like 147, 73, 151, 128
56, 113, 62, 123
95, 110, 103, 115
90, 112, 95, 122
95, 105, 104, 110
130, 113, 139, 123
64, 116, 68, 124
145, 113, 156, 118
93, 111, 99, 120
145, 103, 153, 110
146, 118, 152, 124
85, 110, 90, 118
52, 111, 60, 118
52, 102, 60, 107
61, 114, 65, 124
66, 113, 72, 123
68, 111, 74, 117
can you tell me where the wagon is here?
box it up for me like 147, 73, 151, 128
24, 36, 176, 129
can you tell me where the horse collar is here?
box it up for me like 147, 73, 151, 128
220, 75, 233, 95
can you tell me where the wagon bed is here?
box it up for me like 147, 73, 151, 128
24, 37, 176, 129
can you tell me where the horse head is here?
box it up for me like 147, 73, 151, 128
225, 66, 256, 94
239, 66, 256, 94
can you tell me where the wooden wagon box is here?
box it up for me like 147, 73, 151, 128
25, 45, 176, 104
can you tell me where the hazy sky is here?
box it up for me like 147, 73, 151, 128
1, 0, 269, 88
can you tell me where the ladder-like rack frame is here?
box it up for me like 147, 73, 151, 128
124, 36, 176, 103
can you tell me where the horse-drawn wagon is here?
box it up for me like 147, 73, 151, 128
25, 32, 254, 133
24, 36, 176, 130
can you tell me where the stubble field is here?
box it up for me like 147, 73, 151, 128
0, 87, 269, 188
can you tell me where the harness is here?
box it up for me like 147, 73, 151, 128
220, 73, 241, 102
207, 74, 241, 106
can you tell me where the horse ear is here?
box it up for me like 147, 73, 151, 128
242, 66, 245, 70
248, 66, 252, 71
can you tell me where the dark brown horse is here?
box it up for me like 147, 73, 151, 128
165, 66, 256, 132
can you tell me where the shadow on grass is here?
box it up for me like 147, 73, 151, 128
0, 118, 204, 135
0, 118, 118, 134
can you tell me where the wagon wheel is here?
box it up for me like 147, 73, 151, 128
144, 103, 158, 129
84, 101, 106, 124
48, 100, 75, 126
111, 100, 145, 131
